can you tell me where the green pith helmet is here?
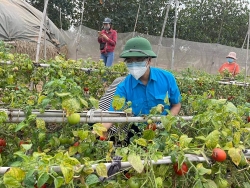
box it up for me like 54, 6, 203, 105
120, 37, 157, 58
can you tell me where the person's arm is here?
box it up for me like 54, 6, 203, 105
170, 103, 181, 116
98, 31, 104, 43
102, 30, 117, 46
235, 64, 240, 75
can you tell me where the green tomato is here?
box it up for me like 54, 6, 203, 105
67, 113, 80, 125
215, 178, 229, 188
128, 177, 141, 188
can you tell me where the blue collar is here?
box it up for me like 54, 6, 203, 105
131, 67, 157, 88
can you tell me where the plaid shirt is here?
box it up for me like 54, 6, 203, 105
98, 28, 117, 53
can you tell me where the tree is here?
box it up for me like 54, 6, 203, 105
177, 0, 250, 48
26, 0, 76, 30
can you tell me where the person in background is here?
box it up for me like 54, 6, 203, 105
101, 37, 182, 142
98, 17, 117, 67
219, 52, 240, 77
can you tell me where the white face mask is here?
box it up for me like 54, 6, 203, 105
127, 61, 148, 80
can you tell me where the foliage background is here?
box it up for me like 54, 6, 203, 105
26, 0, 250, 48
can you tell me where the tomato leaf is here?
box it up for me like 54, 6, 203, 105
196, 163, 211, 175
228, 147, 241, 166
37, 172, 49, 188
55, 92, 71, 97
128, 153, 144, 173
111, 95, 125, 111
54, 177, 64, 188
96, 163, 108, 177
60, 162, 74, 184
135, 138, 147, 147
86, 174, 100, 186
205, 130, 220, 149
3, 167, 25, 187
93, 123, 107, 137
15, 121, 28, 132
143, 129, 155, 140
156, 177, 163, 187
179, 135, 193, 148
79, 97, 88, 107
68, 146, 78, 156
89, 96, 99, 109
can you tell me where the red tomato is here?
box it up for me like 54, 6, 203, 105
73, 142, 80, 147
173, 162, 188, 176
34, 184, 46, 188
0, 139, 6, 147
99, 136, 107, 141
146, 123, 157, 131
83, 87, 89, 92
247, 116, 250, 123
212, 148, 227, 162
19, 140, 28, 146
125, 172, 131, 179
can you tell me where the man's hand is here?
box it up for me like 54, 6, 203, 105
100, 34, 109, 40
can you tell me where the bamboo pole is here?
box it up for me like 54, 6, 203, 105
171, 0, 178, 70
133, 2, 141, 37
155, 0, 171, 66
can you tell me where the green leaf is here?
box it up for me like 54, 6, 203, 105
78, 130, 89, 140
86, 174, 100, 186
228, 147, 241, 166
20, 144, 32, 151
179, 135, 192, 148
79, 97, 88, 107
196, 163, 211, 176
95, 163, 108, 177
54, 177, 64, 188
135, 138, 147, 147
205, 130, 220, 149
202, 179, 217, 188
233, 132, 241, 146
93, 123, 107, 137
142, 129, 155, 140
55, 92, 71, 97
23, 169, 36, 187
89, 96, 99, 109
15, 121, 28, 132
152, 152, 163, 162
68, 146, 78, 156
37, 172, 49, 188
155, 177, 163, 188
0, 111, 8, 123
60, 163, 74, 184
164, 92, 170, 105
128, 153, 144, 173
111, 95, 125, 110
3, 167, 25, 187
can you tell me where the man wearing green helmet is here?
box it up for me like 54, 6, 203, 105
102, 37, 181, 142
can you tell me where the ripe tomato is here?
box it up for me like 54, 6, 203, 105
0, 139, 6, 147
125, 172, 131, 179
99, 136, 107, 141
247, 116, 250, 123
67, 113, 80, 125
173, 162, 188, 176
83, 87, 89, 92
212, 148, 227, 162
146, 123, 157, 131
73, 142, 80, 147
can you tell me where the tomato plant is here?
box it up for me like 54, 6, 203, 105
212, 148, 227, 162
173, 162, 188, 176
34, 184, 46, 188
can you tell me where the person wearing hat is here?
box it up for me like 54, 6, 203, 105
98, 17, 117, 67
219, 52, 240, 77
101, 37, 181, 142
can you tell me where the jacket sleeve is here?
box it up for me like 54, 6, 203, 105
105, 30, 117, 46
